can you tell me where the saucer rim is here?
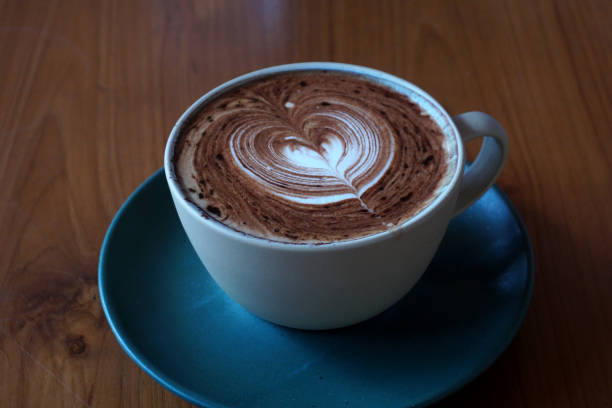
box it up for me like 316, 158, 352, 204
99, 168, 534, 408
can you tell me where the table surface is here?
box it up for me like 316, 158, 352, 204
1, 0, 611, 407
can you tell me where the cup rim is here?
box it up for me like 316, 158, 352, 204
164, 62, 465, 251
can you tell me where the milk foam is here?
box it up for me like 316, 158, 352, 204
174, 71, 455, 243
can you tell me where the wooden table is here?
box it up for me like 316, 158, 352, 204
1, 0, 611, 406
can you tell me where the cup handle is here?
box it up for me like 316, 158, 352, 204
452, 111, 509, 215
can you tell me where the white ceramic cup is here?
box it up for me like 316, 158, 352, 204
164, 62, 509, 330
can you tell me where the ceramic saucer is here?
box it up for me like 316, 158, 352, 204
99, 169, 533, 407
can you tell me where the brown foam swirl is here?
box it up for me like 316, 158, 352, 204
174, 72, 451, 243
228, 99, 394, 206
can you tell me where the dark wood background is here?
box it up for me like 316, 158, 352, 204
1, 0, 611, 406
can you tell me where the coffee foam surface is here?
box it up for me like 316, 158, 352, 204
173, 72, 456, 243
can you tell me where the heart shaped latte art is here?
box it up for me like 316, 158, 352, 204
229, 102, 395, 206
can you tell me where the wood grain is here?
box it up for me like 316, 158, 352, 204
1, 0, 611, 406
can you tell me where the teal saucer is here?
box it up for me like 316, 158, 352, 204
99, 169, 533, 408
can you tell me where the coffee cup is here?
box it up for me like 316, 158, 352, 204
164, 62, 508, 330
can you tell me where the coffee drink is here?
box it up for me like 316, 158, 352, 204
165, 63, 509, 329
172, 71, 456, 243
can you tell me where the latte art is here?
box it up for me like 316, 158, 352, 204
173, 72, 454, 243
229, 99, 395, 207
